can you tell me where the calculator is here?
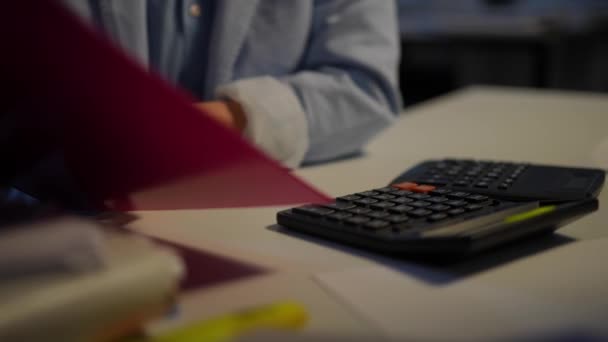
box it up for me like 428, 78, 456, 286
277, 183, 597, 256
391, 159, 605, 202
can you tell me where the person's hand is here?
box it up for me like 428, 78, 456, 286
194, 100, 247, 132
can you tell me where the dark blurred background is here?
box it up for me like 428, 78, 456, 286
397, 0, 608, 106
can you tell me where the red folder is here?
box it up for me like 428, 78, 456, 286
0, 2, 329, 210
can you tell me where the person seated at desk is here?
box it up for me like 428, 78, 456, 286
63, 0, 402, 167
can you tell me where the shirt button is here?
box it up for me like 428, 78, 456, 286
189, 3, 202, 17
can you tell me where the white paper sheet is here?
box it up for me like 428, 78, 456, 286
315, 239, 608, 341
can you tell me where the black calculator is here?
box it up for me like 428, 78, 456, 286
391, 159, 605, 202
277, 160, 603, 256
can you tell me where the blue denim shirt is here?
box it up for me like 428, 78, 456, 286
146, 0, 215, 99
62, 0, 401, 167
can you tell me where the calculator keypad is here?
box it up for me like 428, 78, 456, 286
286, 183, 504, 236
399, 159, 529, 191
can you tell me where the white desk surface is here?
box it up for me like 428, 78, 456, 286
129, 86, 608, 341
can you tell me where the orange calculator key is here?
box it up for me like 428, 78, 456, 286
413, 184, 436, 193
392, 182, 418, 190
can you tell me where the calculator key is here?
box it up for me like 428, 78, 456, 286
373, 194, 396, 201
371, 201, 396, 210
323, 202, 357, 210
293, 206, 335, 217
410, 201, 431, 208
416, 179, 448, 186
358, 191, 379, 197
349, 207, 372, 215
430, 171, 446, 178
498, 184, 509, 190
447, 192, 470, 199
428, 204, 450, 212
448, 208, 466, 216
429, 188, 451, 196
433, 179, 453, 185
465, 204, 484, 211
367, 211, 390, 219
427, 196, 449, 203
467, 194, 489, 203
337, 195, 361, 202
345, 216, 371, 225
385, 215, 409, 224
408, 193, 431, 200
391, 190, 414, 197
428, 213, 448, 222
409, 209, 432, 217
391, 197, 413, 204
389, 205, 414, 214
392, 182, 418, 191
445, 200, 467, 207
475, 182, 489, 188
454, 181, 469, 187
326, 212, 353, 221
354, 198, 378, 205
375, 187, 395, 193
412, 184, 436, 193
364, 220, 390, 230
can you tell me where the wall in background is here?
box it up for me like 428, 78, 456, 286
397, 0, 608, 105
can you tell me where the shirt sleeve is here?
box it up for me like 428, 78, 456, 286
216, 0, 401, 168
215, 77, 309, 168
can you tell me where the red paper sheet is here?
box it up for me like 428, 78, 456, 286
0, 1, 330, 210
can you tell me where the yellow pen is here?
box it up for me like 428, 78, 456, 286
131, 301, 308, 342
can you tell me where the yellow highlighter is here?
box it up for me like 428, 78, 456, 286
139, 301, 308, 342
504, 205, 556, 224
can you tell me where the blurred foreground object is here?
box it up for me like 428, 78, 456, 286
0, 216, 107, 276
0, 217, 184, 342
0, 1, 329, 211
138, 301, 308, 342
